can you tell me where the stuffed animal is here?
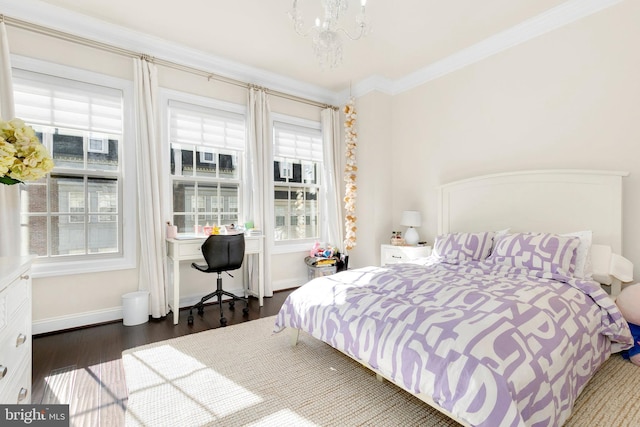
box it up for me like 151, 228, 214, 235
616, 284, 640, 366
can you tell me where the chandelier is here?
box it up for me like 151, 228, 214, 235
289, 0, 369, 69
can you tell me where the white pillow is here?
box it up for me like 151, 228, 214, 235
488, 228, 510, 256
562, 230, 592, 279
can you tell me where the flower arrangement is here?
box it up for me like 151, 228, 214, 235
343, 97, 358, 251
0, 118, 54, 185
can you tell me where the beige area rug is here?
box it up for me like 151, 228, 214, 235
123, 316, 640, 427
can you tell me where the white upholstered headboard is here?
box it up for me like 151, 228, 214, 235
437, 170, 628, 254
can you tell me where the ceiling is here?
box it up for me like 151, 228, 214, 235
24, 1, 570, 94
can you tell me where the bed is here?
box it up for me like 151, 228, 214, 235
273, 170, 635, 427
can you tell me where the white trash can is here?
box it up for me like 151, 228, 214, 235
122, 291, 150, 326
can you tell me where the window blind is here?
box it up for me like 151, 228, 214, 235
12, 69, 123, 134
169, 100, 245, 151
273, 121, 322, 162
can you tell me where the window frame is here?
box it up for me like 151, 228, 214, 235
270, 113, 324, 254
12, 55, 137, 278
160, 89, 247, 233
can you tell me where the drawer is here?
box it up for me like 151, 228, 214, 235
382, 247, 409, 264
180, 242, 203, 258
6, 273, 30, 319
0, 272, 30, 333
0, 356, 31, 404
0, 312, 31, 398
381, 245, 431, 265
172, 241, 204, 259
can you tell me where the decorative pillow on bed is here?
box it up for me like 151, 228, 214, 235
433, 231, 495, 261
489, 228, 511, 256
562, 230, 593, 279
486, 232, 581, 276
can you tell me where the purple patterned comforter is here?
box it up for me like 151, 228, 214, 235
274, 258, 633, 427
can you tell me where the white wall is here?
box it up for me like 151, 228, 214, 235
341, 91, 394, 269
385, 0, 640, 274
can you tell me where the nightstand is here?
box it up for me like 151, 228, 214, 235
380, 244, 431, 266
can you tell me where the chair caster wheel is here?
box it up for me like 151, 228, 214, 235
220, 317, 228, 327
197, 307, 204, 315
242, 307, 249, 315
229, 301, 235, 310
187, 315, 194, 325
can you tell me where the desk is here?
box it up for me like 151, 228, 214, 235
166, 235, 264, 325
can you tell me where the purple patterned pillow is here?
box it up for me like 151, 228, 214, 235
433, 232, 495, 261
486, 232, 580, 276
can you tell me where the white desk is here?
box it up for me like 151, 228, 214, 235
166, 235, 264, 325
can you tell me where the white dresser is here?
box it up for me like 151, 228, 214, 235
0, 256, 33, 404
380, 244, 431, 266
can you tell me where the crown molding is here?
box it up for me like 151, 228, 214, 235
0, 0, 624, 103
0, 0, 338, 105
337, 75, 395, 103
389, 0, 624, 96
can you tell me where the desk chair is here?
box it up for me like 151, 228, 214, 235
188, 233, 249, 326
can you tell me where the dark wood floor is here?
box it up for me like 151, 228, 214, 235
32, 289, 293, 427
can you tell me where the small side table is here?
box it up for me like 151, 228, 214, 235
380, 244, 431, 266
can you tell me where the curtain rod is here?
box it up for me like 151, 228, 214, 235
2, 14, 337, 110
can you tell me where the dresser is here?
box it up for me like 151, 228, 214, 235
0, 256, 33, 404
380, 244, 431, 266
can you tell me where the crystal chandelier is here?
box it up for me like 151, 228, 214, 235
289, 0, 369, 69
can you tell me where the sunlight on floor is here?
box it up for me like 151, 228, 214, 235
246, 409, 318, 427
43, 366, 77, 404
124, 344, 263, 425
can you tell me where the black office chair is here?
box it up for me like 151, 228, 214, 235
188, 233, 249, 326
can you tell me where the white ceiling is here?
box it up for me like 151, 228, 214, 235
30, 0, 573, 95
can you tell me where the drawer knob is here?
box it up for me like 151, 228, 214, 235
391, 255, 402, 258
20, 274, 30, 280
16, 334, 27, 347
17, 387, 28, 402
0, 365, 7, 379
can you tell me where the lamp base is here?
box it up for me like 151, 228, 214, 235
404, 227, 419, 246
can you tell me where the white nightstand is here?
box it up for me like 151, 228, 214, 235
381, 244, 431, 266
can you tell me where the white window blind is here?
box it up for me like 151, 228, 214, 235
273, 121, 322, 162
169, 100, 245, 150
13, 69, 123, 134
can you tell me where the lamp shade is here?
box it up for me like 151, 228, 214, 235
400, 210, 421, 227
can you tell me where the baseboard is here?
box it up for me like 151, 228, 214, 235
33, 307, 123, 335
272, 277, 306, 292
33, 281, 305, 334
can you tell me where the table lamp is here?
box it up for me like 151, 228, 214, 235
400, 210, 421, 246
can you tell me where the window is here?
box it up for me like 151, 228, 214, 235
12, 59, 135, 276
199, 150, 216, 164
88, 135, 109, 154
167, 98, 245, 233
272, 118, 322, 243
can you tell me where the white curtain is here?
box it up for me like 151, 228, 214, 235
246, 87, 274, 297
133, 57, 167, 317
0, 20, 20, 257
320, 108, 344, 252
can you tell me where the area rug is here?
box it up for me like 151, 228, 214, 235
122, 316, 640, 427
